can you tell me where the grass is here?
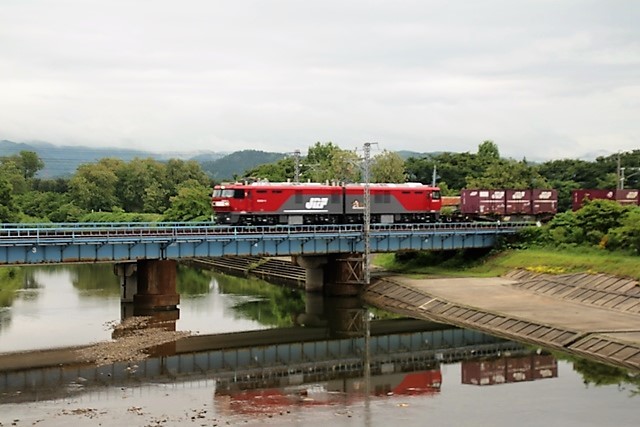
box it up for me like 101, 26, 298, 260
373, 246, 640, 280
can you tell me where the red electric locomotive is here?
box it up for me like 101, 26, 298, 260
211, 182, 442, 225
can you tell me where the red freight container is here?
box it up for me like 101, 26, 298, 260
615, 189, 640, 206
461, 189, 506, 216
506, 355, 533, 382
461, 359, 506, 386
462, 354, 558, 386
532, 355, 558, 380
531, 189, 558, 216
572, 189, 615, 211
505, 190, 532, 215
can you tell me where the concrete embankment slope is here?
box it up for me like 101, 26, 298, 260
364, 271, 640, 372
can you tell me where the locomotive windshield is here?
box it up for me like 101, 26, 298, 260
212, 189, 236, 198
432, 190, 441, 200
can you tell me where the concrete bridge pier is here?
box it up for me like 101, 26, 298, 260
114, 259, 180, 312
295, 255, 328, 293
295, 253, 365, 296
325, 254, 364, 296
114, 262, 138, 303
134, 259, 180, 311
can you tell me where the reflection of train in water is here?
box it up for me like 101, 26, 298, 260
461, 353, 558, 386
215, 369, 442, 414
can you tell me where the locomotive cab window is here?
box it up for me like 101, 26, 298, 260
431, 190, 441, 200
233, 189, 245, 199
217, 189, 235, 198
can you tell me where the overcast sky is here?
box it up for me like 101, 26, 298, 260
1, 0, 638, 160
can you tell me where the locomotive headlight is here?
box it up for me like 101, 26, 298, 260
214, 200, 230, 207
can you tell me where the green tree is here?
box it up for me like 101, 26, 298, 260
546, 211, 583, 244
477, 140, 500, 162
16, 191, 70, 221
406, 152, 484, 191
163, 180, 212, 222
244, 157, 296, 182
466, 159, 549, 189
605, 207, 640, 253
0, 158, 28, 194
15, 151, 45, 180
115, 158, 164, 212
0, 177, 18, 222
306, 142, 340, 166
162, 159, 211, 209
371, 150, 406, 183
574, 200, 629, 245
69, 159, 121, 212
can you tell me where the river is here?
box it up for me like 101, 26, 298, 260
0, 264, 638, 426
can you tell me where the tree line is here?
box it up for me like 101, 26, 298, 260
1, 141, 639, 228
0, 153, 213, 223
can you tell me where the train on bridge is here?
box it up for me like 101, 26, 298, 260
212, 182, 443, 225
211, 181, 639, 225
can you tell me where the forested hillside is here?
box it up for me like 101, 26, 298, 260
200, 150, 286, 181
0, 140, 638, 226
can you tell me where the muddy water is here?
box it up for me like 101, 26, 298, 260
0, 264, 638, 426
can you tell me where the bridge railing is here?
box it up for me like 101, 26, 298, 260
0, 221, 535, 242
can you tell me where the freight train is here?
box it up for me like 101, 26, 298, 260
211, 181, 640, 225
211, 181, 442, 225
571, 189, 640, 210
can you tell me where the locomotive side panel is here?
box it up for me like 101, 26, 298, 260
344, 184, 441, 222
277, 187, 344, 215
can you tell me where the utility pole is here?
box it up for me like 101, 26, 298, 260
361, 143, 372, 401
617, 153, 622, 190
293, 149, 301, 183
362, 142, 372, 286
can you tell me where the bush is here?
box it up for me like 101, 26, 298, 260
607, 208, 640, 254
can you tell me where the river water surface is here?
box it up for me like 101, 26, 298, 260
0, 264, 638, 426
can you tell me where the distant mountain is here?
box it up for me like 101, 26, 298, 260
0, 140, 228, 178
201, 150, 286, 181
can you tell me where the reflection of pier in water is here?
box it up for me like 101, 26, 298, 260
0, 319, 550, 404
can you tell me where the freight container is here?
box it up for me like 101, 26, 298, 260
615, 189, 640, 206
460, 189, 506, 216
531, 189, 558, 216
505, 190, 532, 215
462, 354, 558, 386
531, 355, 558, 380
461, 359, 508, 386
572, 189, 615, 211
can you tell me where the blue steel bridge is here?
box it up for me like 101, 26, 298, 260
0, 221, 531, 265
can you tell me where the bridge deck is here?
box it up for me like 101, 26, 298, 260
364, 273, 640, 372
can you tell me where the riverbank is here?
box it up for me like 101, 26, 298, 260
373, 247, 640, 280
363, 273, 640, 372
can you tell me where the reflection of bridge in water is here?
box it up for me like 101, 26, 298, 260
0, 319, 556, 404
